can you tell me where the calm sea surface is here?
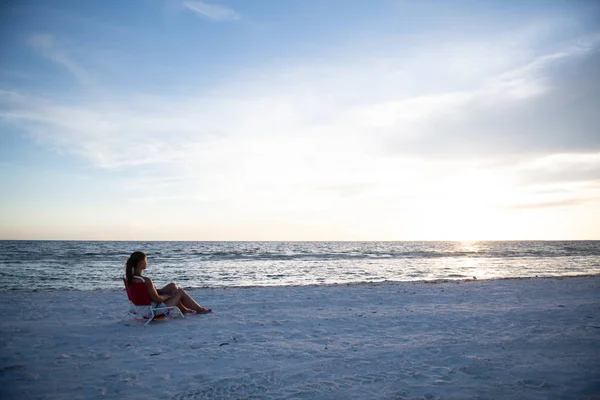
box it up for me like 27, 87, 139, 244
1, 241, 599, 291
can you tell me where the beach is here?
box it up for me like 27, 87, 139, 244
0, 276, 598, 399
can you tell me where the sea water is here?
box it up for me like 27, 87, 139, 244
1, 241, 599, 291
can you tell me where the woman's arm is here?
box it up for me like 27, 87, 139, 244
143, 277, 172, 303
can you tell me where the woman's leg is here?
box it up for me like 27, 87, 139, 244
180, 290, 212, 314
157, 282, 178, 295
157, 283, 190, 312
163, 290, 188, 314
157, 283, 196, 313
163, 289, 211, 314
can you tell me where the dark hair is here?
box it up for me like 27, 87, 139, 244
125, 251, 146, 285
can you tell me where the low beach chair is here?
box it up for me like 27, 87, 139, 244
122, 277, 185, 326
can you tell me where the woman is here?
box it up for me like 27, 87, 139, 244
125, 251, 212, 314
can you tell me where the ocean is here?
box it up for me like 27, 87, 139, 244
1, 240, 599, 291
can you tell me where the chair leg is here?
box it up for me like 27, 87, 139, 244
138, 307, 185, 326
173, 307, 185, 319
122, 310, 133, 324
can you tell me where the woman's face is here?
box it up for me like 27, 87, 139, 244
137, 257, 148, 270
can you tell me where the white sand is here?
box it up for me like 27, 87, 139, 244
0, 276, 599, 399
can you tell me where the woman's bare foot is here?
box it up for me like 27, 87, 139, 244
197, 307, 212, 314
183, 308, 197, 314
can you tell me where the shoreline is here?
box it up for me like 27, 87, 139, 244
4, 272, 600, 293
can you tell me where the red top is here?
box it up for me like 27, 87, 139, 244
123, 277, 152, 306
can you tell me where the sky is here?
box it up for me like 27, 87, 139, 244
0, 0, 599, 241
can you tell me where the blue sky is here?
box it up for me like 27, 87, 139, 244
1, 0, 599, 240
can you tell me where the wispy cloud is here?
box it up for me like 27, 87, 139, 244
4, 30, 599, 172
504, 198, 594, 210
27, 34, 99, 90
182, 1, 239, 21
0, 90, 198, 168
486, 153, 600, 213
513, 153, 600, 186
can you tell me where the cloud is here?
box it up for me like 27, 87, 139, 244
483, 152, 600, 212
27, 34, 98, 90
504, 199, 594, 210
182, 1, 239, 21
4, 23, 600, 198
0, 90, 201, 168
515, 153, 600, 186
365, 36, 600, 157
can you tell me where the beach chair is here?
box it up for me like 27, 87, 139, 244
122, 276, 185, 326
